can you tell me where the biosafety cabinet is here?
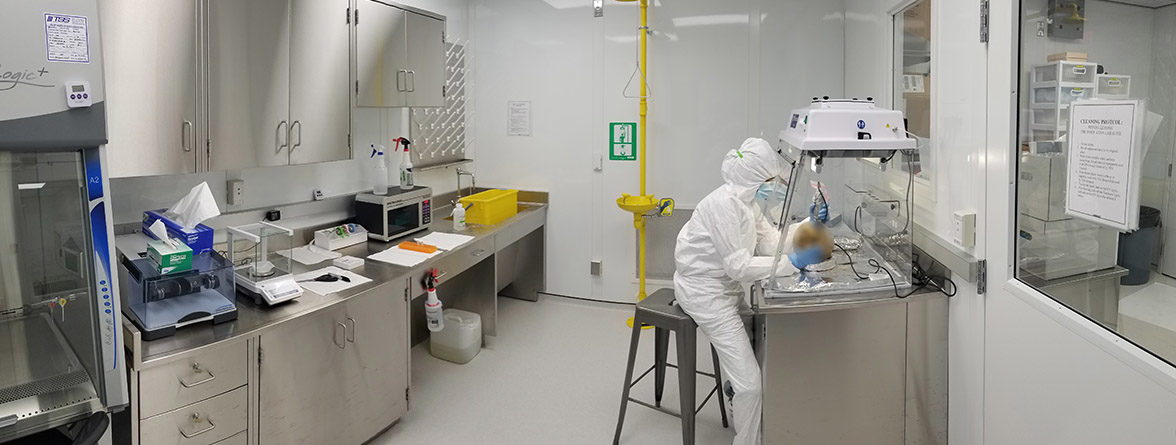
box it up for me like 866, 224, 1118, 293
0, 0, 128, 441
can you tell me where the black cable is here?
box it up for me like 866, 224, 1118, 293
834, 243, 872, 280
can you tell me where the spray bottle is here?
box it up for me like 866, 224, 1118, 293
370, 145, 388, 195
396, 137, 415, 190
424, 269, 444, 332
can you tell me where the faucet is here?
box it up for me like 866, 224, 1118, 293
456, 167, 476, 199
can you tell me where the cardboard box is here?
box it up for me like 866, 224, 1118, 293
147, 239, 193, 275
1047, 51, 1088, 62
902, 73, 931, 138
903, 0, 931, 42
142, 209, 214, 254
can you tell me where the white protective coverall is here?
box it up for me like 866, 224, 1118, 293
673, 137, 799, 445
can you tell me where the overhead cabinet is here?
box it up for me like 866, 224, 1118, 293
208, 0, 352, 170
356, 1, 446, 108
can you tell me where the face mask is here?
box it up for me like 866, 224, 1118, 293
755, 182, 787, 202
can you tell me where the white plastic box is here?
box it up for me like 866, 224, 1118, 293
1031, 86, 1092, 107
1032, 61, 1099, 84
1094, 74, 1130, 98
430, 309, 482, 364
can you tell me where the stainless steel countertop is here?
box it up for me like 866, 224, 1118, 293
753, 284, 941, 315
122, 195, 548, 367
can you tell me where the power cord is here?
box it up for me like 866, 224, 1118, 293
832, 243, 957, 299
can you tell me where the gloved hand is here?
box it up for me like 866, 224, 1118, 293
788, 246, 825, 270
809, 202, 829, 224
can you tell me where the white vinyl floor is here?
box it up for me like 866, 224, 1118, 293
370, 294, 735, 445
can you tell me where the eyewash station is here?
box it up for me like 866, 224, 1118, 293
752, 98, 956, 444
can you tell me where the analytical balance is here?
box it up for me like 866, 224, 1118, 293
228, 222, 303, 305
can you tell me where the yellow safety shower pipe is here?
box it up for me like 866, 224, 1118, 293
615, 0, 656, 306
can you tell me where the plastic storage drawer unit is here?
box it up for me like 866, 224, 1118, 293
1095, 74, 1130, 98
1032, 86, 1092, 107
458, 189, 519, 226
1032, 61, 1098, 84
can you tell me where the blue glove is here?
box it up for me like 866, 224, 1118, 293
788, 246, 825, 270
809, 202, 829, 224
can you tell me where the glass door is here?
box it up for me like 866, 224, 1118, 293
0, 150, 105, 440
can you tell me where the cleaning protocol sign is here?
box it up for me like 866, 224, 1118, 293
609, 122, 637, 161
1065, 100, 1144, 231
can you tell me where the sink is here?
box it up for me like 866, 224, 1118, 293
441, 204, 533, 222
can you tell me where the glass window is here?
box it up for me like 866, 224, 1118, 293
1015, 0, 1176, 365
893, 0, 933, 183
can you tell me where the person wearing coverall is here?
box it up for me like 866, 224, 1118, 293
672, 137, 827, 445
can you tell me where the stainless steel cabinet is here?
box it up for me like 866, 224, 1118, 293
102, 0, 200, 177
356, 1, 445, 108
258, 281, 408, 444
208, 0, 352, 170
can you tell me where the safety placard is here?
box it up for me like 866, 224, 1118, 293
1065, 100, 1144, 231
609, 122, 637, 161
508, 101, 531, 136
45, 13, 90, 63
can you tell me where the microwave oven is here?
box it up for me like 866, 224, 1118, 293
356, 187, 433, 241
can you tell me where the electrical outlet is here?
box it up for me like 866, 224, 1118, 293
590, 260, 603, 276
227, 179, 244, 206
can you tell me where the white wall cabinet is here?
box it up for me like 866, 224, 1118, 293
101, 0, 201, 177
356, 1, 446, 108
208, 0, 352, 170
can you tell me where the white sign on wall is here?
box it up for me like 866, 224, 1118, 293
1065, 100, 1144, 231
507, 101, 531, 136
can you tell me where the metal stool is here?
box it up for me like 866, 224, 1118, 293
613, 288, 728, 445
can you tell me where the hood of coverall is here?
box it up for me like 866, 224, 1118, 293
721, 137, 786, 203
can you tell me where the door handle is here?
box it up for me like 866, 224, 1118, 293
407, 70, 416, 92
396, 69, 407, 92
289, 120, 302, 153
472, 248, 487, 257
345, 316, 357, 343
276, 120, 288, 153
179, 412, 215, 439
179, 362, 216, 388
334, 321, 347, 349
182, 121, 193, 152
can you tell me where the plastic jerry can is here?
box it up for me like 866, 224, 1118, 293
429, 309, 482, 364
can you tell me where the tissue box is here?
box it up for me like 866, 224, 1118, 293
142, 209, 215, 254
147, 239, 193, 275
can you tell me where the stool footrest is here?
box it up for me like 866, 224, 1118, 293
628, 363, 718, 389
625, 385, 721, 418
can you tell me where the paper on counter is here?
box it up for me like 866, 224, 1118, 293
368, 246, 441, 267
277, 244, 343, 266
292, 266, 372, 296
415, 232, 475, 251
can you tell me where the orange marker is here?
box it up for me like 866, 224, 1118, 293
399, 241, 437, 254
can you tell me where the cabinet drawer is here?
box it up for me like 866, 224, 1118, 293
213, 431, 247, 445
140, 386, 248, 445
429, 236, 494, 285
139, 341, 248, 418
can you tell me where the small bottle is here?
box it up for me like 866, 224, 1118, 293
399, 138, 415, 190
425, 287, 444, 332
452, 202, 466, 231
370, 145, 388, 195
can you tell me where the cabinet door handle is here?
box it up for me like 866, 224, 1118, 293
397, 69, 407, 92
472, 248, 487, 257
407, 70, 416, 92
289, 120, 302, 153
182, 121, 193, 152
178, 362, 216, 388
334, 321, 347, 349
179, 412, 215, 439
345, 316, 357, 343
276, 120, 289, 153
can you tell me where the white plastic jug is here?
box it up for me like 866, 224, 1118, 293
429, 309, 482, 364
